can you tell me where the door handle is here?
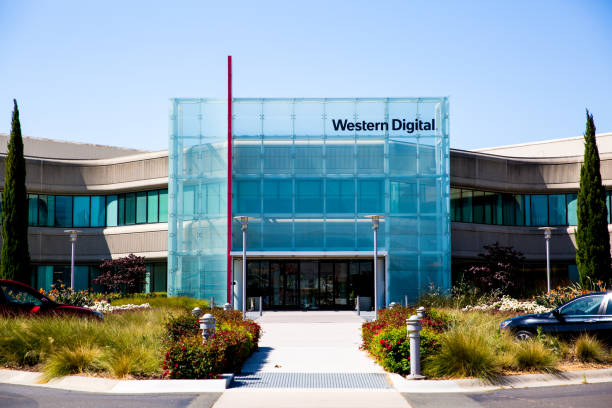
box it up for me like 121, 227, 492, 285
585, 319, 597, 323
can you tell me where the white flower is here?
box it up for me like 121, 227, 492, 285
84, 301, 151, 314
462, 296, 550, 314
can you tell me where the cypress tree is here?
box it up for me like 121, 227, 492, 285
1, 100, 30, 281
575, 110, 610, 286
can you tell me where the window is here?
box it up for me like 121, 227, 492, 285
28, 194, 38, 226
125, 193, 136, 225
106, 195, 118, 227
473, 191, 485, 224
530, 195, 548, 226
460, 189, 473, 223
147, 191, 159, 223
38, 195, 55, 227
560, 295, 604, 315
136, 191, 147, 223
159, 189, 168, 222
90, 196, 105, 227
55, 196, 72, 227
73, 196, 90, 227
117, 194, 125, 225
450, 188, 461, 221
548, 194, 566, 226
0, 284, 42, 306
566, 193, 577, 226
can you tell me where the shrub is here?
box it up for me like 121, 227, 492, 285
163, 329, 253, 378
370, 326, 440, 374
575, 334, 608, 363
423, 327, 501, 380
510, 340, 557, 372
94, 254, 147, 293
465, 243, 525, 295
534, 280, 606, 308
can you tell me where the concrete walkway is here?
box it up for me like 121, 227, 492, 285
214, 311, 410, 408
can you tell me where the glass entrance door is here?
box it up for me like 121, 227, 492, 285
247, 259, 374, 310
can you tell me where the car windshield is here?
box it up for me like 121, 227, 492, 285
560, 295, 604, 316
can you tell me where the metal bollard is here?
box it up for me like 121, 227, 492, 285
356, 296, 360, 316
200, 313, 216, 342
259, 296, 263, 317
210, 296, 215, 309
417, 306, 426, 319
406, 314, 425, 379
223, 303, 232, 311
389, 302, 399, 308
405, 295, 409, 308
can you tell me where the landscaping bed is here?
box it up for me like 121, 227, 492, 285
0, 295, 260, 381
362, 305, 612, 380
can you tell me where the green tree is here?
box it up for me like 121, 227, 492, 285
1, 100, 30, 281
576, 110, 610, 285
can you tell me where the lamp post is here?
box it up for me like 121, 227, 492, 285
64, 230, 82, 290
234, 216, 252, 316
365, 215, 384, 319
538, 227, 555, 294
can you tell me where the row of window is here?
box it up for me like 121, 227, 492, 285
451, 188, 612, 226
21, 189, 168, 228
31, 262, 167, 292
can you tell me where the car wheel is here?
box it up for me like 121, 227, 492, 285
514, 330, 535, 340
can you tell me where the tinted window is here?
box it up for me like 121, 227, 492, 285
55, 196, 73, 227
606, 297, 612, 315
560, 295, 604, 315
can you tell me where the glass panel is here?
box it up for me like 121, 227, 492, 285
530, 195, 548, 226
183, 185, 196, 220
28, 194, 38, 226
473, 191, 485, 224
236, 180, 261, 213
118, 194, 125, 225
125, 193, 136, 225
514, 194, 525, 226
524, 195, 532, 226
36, 265, 53, 291
461, 189, 473, 223
90, 196, 105, 227
335, 262, 348, 305
159, 189, 168, 222
450, 188, 461, 222
263, 179, 292, 213
299, 261, 318, 309
319, 263, 334, 306
38, 195, 55, 227
73, 196, 90, 227
55, 196, 72, 227
326, 179, 354, 213
296, 180, 323, 213
106, 195, 118, 227
502, 193, 515, 225
357, 179, 384, 214
567, 193, 578, 226
136, 191, 147, 224
548, 194, 566, 226
560, 295, 604, 315
147, 191, 159, 223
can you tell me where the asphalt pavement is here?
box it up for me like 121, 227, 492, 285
0, 384, 221, 408
402, 382, 612, 408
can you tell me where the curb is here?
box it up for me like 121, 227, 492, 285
0, 369, 233, 393
389, 367, 612, 393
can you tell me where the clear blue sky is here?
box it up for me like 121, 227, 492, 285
1, 0, 611, 151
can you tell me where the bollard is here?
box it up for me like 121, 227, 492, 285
356, 296, 360, 316
417, 306, 426, 319
200, 313, 216, 342
223, 303, 232, 311
259, 296, 263, 317
405, 295, 409, 307
210, 296, 215, 309
406, 314, 425, 380
389, 302, 398, 308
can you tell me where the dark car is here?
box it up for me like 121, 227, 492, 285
500, 292, 612, 341
0, 279, 103, 320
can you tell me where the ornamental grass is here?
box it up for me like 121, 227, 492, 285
574, 334, 608, 363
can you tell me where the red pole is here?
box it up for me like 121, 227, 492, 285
227, 55, 233, 303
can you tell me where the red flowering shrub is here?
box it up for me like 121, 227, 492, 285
163, 310, 261, 378
361, 307, 449, 374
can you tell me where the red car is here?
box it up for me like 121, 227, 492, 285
0, 279, 103, 320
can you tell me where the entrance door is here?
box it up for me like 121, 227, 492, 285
299, 261, 318, 309
319, 262, 334, 308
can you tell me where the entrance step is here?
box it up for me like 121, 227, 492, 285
230, 372, 391, 389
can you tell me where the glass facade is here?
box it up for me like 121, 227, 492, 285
169, 98, 451, 303
22, 189, 168, 228
451, 188, 612, 226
